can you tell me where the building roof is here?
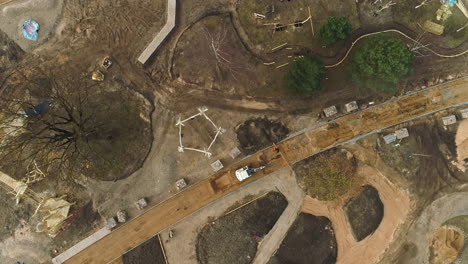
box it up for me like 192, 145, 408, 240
395, 128, 409, 139
345, 101, 358, 113
383, 133, 397, 144
442, 115, 457, 126
323, 105, 338, 117
461, 108, 468, 119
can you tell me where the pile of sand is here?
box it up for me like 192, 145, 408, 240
430, 225, 464, 264
454, 119, 468, 172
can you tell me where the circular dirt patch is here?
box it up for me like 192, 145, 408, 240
429, 225, 464, 264
236, 118, 289, 155
345, 185, 384, 241
268, 213, 337, 264
196, 192, 288, 264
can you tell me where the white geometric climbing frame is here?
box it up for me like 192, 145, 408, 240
176, 106, 225, 158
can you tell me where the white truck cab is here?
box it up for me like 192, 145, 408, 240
235, 165, 265, 182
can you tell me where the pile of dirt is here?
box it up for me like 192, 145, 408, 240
268, 213, 337, 264
293, 148, 360, 201
429, 225, 464, 264
344, 185, 384, 241
122, 236, 166, 264
196, 192, 288, 264
236, 118, 289, 155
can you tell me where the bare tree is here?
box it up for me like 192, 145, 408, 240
0, 74, 147, 180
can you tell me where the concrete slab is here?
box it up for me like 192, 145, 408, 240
137, 0, 176, 63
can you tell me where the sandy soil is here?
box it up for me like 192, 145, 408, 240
430, 225, 464, 264
301, 151, 410, 264
455, 119, 468, 172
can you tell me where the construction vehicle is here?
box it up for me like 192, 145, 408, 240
235, 165, 266, 182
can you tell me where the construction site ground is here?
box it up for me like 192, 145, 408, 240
267, 213, 337, 264
0, 0, 468, 263
196, 192, 288, 264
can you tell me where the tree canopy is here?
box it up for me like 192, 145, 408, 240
297, 149, 359, 201
0, 75, 151, 181
351, 35, 414, 94
287, 55, 326, 94
319, 16, 353, 46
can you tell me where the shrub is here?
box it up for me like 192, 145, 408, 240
287, 55, 326, 94
319, 16, 353, 46
351, 35, 414, 94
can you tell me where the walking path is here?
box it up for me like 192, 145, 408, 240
59, 76, 468, 264
252, 171, 304, 264
137, 0, 176, 64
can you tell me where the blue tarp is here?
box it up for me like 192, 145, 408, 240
22, 20, 39, 41
445, 0, 458, 4
26, 103, 49, 117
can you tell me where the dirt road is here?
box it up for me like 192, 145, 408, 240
63, 77, 468, 264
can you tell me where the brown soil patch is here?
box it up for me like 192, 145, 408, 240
122, 236, 165, 264
344, 185, 384, 241
429, 225, 464, 264
0, 191, 32, 241
268, 213, 337, 264
455, 119, 468, 172
236, 118, 289, 155
196, 192, 288, 264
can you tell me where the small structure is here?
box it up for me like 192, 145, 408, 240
91, 71, 104, 81
135, 198, 148, 210
442, 115, 457, 126
395, 128, 409, 139
116, 211, 127, 223
229, 147, 242, 159
106, 217, 118, 230
345, 101, 358, 113
423, 20, 444, 35
211, 160, 224, 172
175, 178, 187, 190
383, 133, 397, 144
460, 108, 468, 119
323, 105, 338, 118
102, 57, 112, 69
22, 20, 40, 41
176, 107, 225, 158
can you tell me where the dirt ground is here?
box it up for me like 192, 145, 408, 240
375, 109, 468, 202
268, 213, 337, 264
0, 191, 32, 241
122, 235, 166, 264
345, 185, 384, 241
237, 0, 360, 54
455, 119, 468, 172
196, 192, 288, 264
429, 225, 464, 264
236, 117, 289, 154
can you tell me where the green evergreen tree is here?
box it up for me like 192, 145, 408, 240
351, 35, 414, 94
287, 55, 326, 94
319, 16, 353, 46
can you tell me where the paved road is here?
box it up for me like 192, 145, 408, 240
64, 77, 468, 264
